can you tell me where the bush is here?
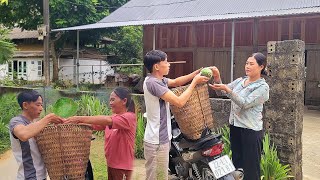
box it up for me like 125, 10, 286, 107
217, 125, 232, 158
0, 93, 20, 154
76, 95, 111, 136
260, 133, 293, 180
0, 122, 10, 154
77, 94, 110, 116
0, 93, 20, 125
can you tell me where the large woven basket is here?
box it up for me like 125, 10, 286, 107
171, 84, 215, 140
35, 124, 92, 180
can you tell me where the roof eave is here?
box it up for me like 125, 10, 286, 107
52, 7, 320, 32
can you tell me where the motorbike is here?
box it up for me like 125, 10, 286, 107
169, 117, 244, 180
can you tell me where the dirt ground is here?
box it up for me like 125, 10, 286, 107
301, 108, 320, 179
1, 108, 320, 180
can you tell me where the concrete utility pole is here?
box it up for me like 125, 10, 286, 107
43, 0, 50, 85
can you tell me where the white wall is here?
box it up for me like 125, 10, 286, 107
26, 59, 44, 81
59, 58, 114, 84
0, 58, 44, 81
0, 64, 7, 79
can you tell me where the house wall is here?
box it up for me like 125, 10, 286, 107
0, 58, 44, 81
0, 64, 7, 79
143, 14, 320, 105
15, 44, 43, 51
59, 58, 114, 84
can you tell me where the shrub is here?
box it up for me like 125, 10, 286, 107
260, 133, 293, 180
217, 125, 232, 158
0, 93, 20, 154
0, 122, 10, 154
77, 95, 111, 136
77, 94, 110, 116
0, 93, 20, 125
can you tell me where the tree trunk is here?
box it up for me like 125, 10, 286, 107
50, 42, 59, 82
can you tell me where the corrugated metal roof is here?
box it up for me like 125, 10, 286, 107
53, 0, 320, 31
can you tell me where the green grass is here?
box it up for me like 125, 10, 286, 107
90, 135, 108, 180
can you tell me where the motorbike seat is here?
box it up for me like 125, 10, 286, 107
178, 133, 222, 151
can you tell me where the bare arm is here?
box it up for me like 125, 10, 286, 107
65, 115, 113, 126
13, 113, 63, 142
161, 74, 209, 107
168, 69, 200, 87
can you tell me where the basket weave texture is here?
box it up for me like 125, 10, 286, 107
35, 124, 92, 180
171, 84, 215, 140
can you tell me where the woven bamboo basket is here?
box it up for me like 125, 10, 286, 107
35, 124, 92, 180
171, 84, 215, 140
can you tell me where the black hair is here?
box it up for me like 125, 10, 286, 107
17, 90, 42, 109
252, 52, 267, 75
113, 87, 135, 113
143, 50, 167, 73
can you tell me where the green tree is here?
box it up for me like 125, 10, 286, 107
0, 29, 16, 64
0, 0, 136, 82
103, 26, 143, 75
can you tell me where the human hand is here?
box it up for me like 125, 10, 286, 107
208, 66, 220, 78
64, 116, 83, 124
192, 73, 210, 85
208, 83, 229, 92
43, 113, 64, 124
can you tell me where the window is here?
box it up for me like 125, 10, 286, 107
38, 61, 42, 76
8, 60, 27, 80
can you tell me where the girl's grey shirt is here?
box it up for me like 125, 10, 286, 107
216, 77, 269, 131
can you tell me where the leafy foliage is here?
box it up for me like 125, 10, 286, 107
135, 112, 145, 158
77, 94, 110, 116
217, 125, 232, 158
0, 29, 16, 64
0, 0, 8, 5
0, 0, 138, 83
0, 93, 20, 154
76, 94, 110, 136
104, 26, 143, 64
0, 93, 20, 125
260, 133, 293, 180
0, 122, 10, 154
